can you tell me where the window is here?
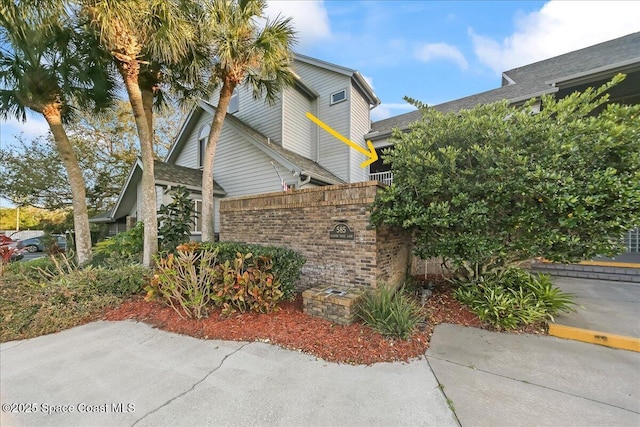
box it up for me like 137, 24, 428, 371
198, 125, 210, 168
228, 88, 239, 114
192, 200, 202, 233
330, 89, 347, 105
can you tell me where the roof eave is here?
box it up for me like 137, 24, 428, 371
165, 106, 200, 163
110, 157, 143, 220
352, 71, 380, 107
548, 58, 640, 87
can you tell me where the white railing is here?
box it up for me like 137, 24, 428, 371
369, 171, 393, 186
623, 227, 639, 253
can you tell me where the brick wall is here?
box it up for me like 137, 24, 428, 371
220, 181, 412, 292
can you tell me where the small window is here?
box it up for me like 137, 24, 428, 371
198, 125, 210, 169
228, 88, 239, 114
330, 89, 347, 105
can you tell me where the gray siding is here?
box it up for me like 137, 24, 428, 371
209, 85, 282, 144
213, 123, 287, 198
171, 109, 286, 233
295, 61, 351, 181
349, 84, 373, 183
282, 86, 313, 159
174, 112, 213, 169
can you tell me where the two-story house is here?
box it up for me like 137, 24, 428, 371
96, 33, 639, 254
94, 53, 380, 237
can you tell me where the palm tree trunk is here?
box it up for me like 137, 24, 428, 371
42, 105, 92, 265
140, 76, 155, 149
201, 81, 235, 242
142, 88, 154, 147
119, 64, 158, 267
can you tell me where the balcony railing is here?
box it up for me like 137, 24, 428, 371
623, 227, 639, 253
369, 171, 393, 186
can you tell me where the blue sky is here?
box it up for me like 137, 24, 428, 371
268, 0, 640, 121
1, 1, 640, 207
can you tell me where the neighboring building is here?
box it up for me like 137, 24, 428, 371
96, 32, 639, 251
367, 31, 640, 182
94, 53, 380, 237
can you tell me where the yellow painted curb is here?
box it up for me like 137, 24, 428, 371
578, 261, 640, 268
548, 324, 640, 352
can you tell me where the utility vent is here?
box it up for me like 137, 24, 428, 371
330, 89, 347, 105
325, 288, 346, 297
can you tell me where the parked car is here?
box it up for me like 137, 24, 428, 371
16, 235, 67, 253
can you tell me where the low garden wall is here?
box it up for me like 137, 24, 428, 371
219, 181, 412, 293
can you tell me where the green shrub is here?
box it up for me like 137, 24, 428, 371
0, 271, 121, 342
92, 222, 144, 266
212, 252, 283, 316
90, 264, 150, 297
201, 241, 305, 300
158, 186, 195, 252
5, 256, 58, 279
454, 267, 575, 330
357, 285, 424, 340
145, 243, 218, 319
0, 253, 147, 342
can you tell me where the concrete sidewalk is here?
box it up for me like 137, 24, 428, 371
426, 323, 640, 427
0, 321, 457, 427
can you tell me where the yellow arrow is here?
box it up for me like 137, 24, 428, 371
306, 112, 378, 168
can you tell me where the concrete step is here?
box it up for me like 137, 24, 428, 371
531, 262, 640, 283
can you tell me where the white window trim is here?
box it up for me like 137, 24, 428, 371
192, 199, 202, 234
228, 88, 239, 113
330, 89, 347, 105
198, 125, 210, 169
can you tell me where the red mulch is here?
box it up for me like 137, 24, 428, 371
101, 275, 488, 365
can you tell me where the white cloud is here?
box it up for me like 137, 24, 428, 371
266, 1, 331, 48
361, 74, 374, 91
370, 103, 417, 122
414, 42, 468, 70
0, 114, 50, 146
470, 0, 640, 75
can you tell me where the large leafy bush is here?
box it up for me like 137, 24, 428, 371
201, 241, 305, 300
212, 252, 283, 316
146, 243, 284, 319
371, 75, 640, 281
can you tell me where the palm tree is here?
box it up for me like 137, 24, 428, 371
81, 0, 196, 267
199, 0, 297, 241
0, 1, 114, 265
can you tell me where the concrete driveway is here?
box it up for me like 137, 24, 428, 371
551, 277, 640, 338
0, 321, 457, 427
426, 323, 640, 427
2, 277, 639, 427
425, 276, 640, 426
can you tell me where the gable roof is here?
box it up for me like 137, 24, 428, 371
154, 161, 225, 194
368, 31, 640, 140
91, 158, 225, 223
197, 100, 346, 185
294, 53, 381, 107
